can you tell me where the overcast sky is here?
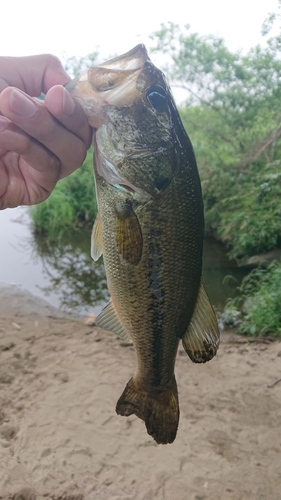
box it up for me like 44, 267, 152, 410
1, 0, 279, 64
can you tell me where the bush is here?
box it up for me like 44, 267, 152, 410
210, 162, 281, 260
152, 23, 281, 261
180, 103, 281, 260
225, 261, 281, 337
29, 150, 97, 239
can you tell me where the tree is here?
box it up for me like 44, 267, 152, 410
151, 23, 281, 259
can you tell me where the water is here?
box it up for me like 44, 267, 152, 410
202, 238, 247, 310
0, 207, 246, 315
0, 207, 108, 316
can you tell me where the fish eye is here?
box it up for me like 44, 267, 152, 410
146, 85, 167, 110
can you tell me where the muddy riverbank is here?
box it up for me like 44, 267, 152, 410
0, 284, 281, 499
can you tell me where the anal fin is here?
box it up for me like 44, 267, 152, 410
96, 300, 132, 344
182, 280, 220, 363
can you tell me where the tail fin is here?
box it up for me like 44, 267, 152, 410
116, 376, 179, 444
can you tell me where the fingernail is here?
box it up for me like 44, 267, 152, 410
0, 116, 8, 131
9, 89, 37, 118
62, 87, 75, 115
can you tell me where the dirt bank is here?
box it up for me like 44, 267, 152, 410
0, 284, 280, 499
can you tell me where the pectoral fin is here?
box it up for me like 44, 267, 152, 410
182, 280, 220, 363
96, 300, 132, 344
115, 202, 143, 265
91, 213, 103, 261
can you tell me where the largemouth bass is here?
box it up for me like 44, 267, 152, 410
67, 45, 220, 444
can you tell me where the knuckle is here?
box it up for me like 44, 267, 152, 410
48, 154, 61, 180
33, 111, 58, 143
14, 132, 32, 154
41, 54, 64, 70
75, 141, 88, 165
59, 142, 87, 179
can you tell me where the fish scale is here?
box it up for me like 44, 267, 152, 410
66, 44, 220, 444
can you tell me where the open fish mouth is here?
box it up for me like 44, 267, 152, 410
65, 45, 150, 127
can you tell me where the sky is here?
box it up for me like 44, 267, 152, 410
1, 0, 279, 65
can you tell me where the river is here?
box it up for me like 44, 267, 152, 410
0, 207, 247, 316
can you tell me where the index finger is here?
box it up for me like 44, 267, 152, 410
0, 87, 91, 178
44, 85, 93, 145
0, 54, 69, 95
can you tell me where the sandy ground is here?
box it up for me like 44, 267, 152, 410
0, 284, 280, 500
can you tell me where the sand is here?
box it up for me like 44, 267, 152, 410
0, 283, 280, 500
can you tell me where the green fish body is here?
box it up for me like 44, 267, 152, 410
67, 45, 220, 444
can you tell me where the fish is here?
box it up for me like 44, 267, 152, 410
66, 45, 220, 444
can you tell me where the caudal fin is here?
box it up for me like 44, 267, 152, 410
116, 376, 179, 444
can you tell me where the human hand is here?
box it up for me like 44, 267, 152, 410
0, 55, 92, 209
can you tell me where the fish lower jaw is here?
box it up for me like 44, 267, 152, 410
111, 183, 151, 203
97, 160, 151, 200
112, 182, 137, 194
95, 152, 141, 195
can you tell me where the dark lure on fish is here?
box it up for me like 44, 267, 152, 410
66, 45, 220, 444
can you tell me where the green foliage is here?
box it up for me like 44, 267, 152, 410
225, 261, 281, 337
29, 151, 97, 239
261, 0, 281, 36
151, 23, 281, 259
198, 158, 281, 259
